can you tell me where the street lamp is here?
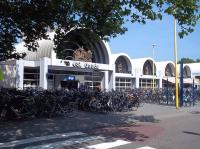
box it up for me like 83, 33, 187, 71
152, 44, 156, 90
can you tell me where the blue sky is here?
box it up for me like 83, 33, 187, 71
108, 14, 200, 62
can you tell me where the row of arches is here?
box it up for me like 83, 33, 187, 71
58, 29, 191, 78
113, 55, 191, 78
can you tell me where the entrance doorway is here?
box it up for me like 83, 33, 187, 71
48, 69, 103, 90
61, 80, 78, 90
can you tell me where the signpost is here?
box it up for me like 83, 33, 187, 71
167, 77, 169, 105
193, 78, 195, 106
180, 62, 184, 107
0, 69, 3, 81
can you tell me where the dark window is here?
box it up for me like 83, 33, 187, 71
143, 60, 156, 75
115, 56, 129, 73
165, 64, 174, 77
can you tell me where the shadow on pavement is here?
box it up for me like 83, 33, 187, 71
190, 111, 200, 114
183, 131, 200, 136
0, 111, 160, 143
86, 124, 149, 142
133, 115, 160, 123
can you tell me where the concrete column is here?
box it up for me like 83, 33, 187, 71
16, 60, 24, 90
39, 57, 49, 89
107, 71, 112, 91
104, 71, 109, 91
136, 76, 140, 88
51, 49, 57, 65
132, 78, 135, 89
159, 77, 163, 88
112, 64, 116, 90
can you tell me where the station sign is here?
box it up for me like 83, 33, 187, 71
63, 75, 75, 81
64, 61, 99, 70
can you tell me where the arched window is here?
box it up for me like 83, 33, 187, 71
143, 60, 153, 75
165, 64, 175, 77
115, 56, 129, 73
183, 66, 191, 78
56, 29, 109, 64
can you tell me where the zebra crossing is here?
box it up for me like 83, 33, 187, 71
79, 140, 131, 149
0, 131, 156, 149
0, 132, 85, 148
24, 135, 105, 149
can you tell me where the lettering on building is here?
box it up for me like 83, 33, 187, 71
84, 63, 99, 70
72, 62, 81, 68
64, 61, 70, 66
71, 62, 99, 70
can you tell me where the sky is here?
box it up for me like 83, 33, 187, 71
108, 14, 200, 62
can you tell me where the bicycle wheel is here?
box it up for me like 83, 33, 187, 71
63, 103, 78, 118
0, 107, 7, 121
132, 101, 140, 111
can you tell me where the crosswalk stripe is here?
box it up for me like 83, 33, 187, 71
0, 131, 85, 148
136, 147, 156, 149
24, 135, 105, 149
80, 139, 131, 149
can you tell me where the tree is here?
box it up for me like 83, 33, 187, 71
196, 58, 200, 62
0, 0, 199, 61
178, 57, 196, 64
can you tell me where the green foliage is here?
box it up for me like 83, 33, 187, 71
0, 69, 3, 81
196, 58, 200, 62
0, 0, 199, 61
178, 57, 200, 64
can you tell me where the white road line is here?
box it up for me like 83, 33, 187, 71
24, 135, 105, 149
0, 131, 85, 148
136, 146, 156, 149
80, 139, 131, 149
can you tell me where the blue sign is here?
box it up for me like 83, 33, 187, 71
64, 75, 75, 81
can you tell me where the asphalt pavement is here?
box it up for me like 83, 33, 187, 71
0, 103, 200, 149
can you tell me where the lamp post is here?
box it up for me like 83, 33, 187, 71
152, 44, 156, 90
174, 18, 179, 109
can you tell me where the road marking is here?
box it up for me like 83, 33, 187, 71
136, 146, 156, 149
24, 135, 105, 149
0, 131, 85, 148
80, 139, 131, 149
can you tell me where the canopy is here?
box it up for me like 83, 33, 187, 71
163, 77, 199, 84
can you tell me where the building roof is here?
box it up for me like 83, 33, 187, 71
131, 57, 156, 75
15, 33, 55, 61
156, 61, 175, 77
15, 31, 112, 65
184, 63, 200, 75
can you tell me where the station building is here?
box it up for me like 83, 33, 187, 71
0, 29, 199, 90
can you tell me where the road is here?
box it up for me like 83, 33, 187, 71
0, 103, 200, 149
116, 104, 200, 149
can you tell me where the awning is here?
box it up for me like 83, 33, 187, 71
163, 77, 199, 84
163, 77, 175, 84
183, 78, 199, 84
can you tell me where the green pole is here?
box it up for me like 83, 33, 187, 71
0, 69, 3, 81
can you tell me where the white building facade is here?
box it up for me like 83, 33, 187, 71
0, 29, 199, 90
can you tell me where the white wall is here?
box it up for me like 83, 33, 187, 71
39, 57, 49, 89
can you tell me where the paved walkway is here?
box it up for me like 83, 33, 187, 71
0, 103, 199, 148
